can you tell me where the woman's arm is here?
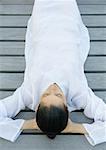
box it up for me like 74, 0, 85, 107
0, 84, 26, 142
61, 118, 88, 134
22, 119, 40, 130
22, 118, 87, 134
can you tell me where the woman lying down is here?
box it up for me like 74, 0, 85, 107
0, 0, 106, 146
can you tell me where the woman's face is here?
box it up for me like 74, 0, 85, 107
35, 83, 67, 111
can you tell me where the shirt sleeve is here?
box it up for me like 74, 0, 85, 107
71, 68, 106, 146
0, 83, 26, 142
82, 120, 106, 146
82, 87, 106, 146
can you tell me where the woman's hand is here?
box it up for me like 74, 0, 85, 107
21, 119, 40, 130
61, 118, 88, 134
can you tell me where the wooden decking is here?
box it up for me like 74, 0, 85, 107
0, 0, 106, 149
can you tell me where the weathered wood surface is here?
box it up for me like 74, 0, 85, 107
0, 0, 106, 5
0, 5, 106, 15
0, 134, 106, 150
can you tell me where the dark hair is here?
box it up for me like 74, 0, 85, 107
36, 104, 69, 139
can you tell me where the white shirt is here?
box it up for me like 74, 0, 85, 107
0, 0, 106, 146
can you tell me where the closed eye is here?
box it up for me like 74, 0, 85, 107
55, 93, 63, 97
43, 93, 50, 97
43, 93, 63, 98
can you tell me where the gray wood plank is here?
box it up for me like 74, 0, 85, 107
0, 0, 106, 5
0, 0, 34, 5
88, 28, 106, 41
84, 57, 106, 72
79, 5, 106, 15
0, 5, 33, 15
0, 91, 13, 99
77, 0, 106, 4
0, 16, 30, 27
94, 91, 106, 102
0, 73, 24, 89
0, 134, 106, 150
0, 56, 106, 72
0, 73, 106, 90
0, 42, 25, 56
0, 57, 25, 71
0, 41, 106, 56
82, 16, 106, 27
0, 16, 106, 27
0, 28, 106, 41
89, 42, 106, 55
0, 91, 106, 102
0, 5, 106, 15
86, 73, 106, 90
0, 28, 27, 41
